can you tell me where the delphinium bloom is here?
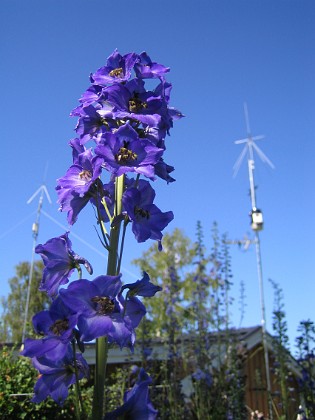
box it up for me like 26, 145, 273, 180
122, 179, 174, 243
95, 122, 164, 179
35, 232, 92, 298
21, 296, 78, 361
59, 274, 146, 348
91, 49, 138, 86
121, 271, 162, 298
104, 368, 157, 420
30, 344, 89, 405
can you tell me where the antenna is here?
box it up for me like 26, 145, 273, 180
233, 103, 274, 419
21, 172, 52, 344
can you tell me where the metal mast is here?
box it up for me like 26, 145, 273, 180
233, 103, 275, 419
21, 183, 51, 344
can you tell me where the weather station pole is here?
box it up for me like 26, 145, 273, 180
21, 183, 51, 344
233, 103, 275, 419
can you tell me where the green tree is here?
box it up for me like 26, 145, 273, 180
133, 224, 247, 419
133, 228, 196, 419
0, 261, 50, 343
132, 228, 196, 337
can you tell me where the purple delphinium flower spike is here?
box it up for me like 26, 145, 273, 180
122, 180, 173, 243
30, 344, 89, 405
121, 271, 162, 297
104, 368, 157, 419
59, 275, 146, 347
35, 232, 92, 298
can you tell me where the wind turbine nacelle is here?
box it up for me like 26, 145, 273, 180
250, 208, 263, 231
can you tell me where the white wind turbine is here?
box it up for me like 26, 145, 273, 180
233, 103, 275, 420
233, 103, 275, 209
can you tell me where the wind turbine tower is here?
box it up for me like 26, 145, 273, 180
233, 103, 275, 419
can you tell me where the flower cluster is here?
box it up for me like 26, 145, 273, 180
21, 49, 181, 416
57, 49, 182, 233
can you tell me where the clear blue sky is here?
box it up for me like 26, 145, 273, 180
1, 0, 314, 351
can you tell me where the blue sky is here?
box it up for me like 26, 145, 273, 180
1, 0, 314, 351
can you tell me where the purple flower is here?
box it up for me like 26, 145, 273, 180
56, 148, 105, 224
154, 158, 175, 183
69, 138, 85, 163
56, 149, 103, 197
56, 185, 94, 225
35, 232, 92, 298
122, 180, 173, 243
135, 51, 170, 79
21, 297, 78, 360
91, 49, 138, 86
105, 79, 164, 128
31, 345, 89, 405
122, 271, 162, 297
59, 275, 146, 348
104, 368, 157, 419
95, 123, 163, 179
78, 83, 104, 107
74, 105, 110, 144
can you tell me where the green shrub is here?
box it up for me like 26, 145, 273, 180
0, 346, 92, 419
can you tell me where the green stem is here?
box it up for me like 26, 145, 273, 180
92, 175, 125, 419
92, 336, 108, 419
117, 219, 129, 275
72, 340, 85, 419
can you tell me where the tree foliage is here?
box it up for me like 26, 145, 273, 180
0, 261, 50, 343
132, 223, 247, 419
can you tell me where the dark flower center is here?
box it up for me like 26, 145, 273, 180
91, 296, 115, 315
109, 67, 123, 78
79, 170, 92, 181
134, 206, 150, 219
129, 97, 148, 113
49, 319, 70, 336
115, 142, 137, 164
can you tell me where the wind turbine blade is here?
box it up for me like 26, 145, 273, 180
42, 185, 52, 204
233, 144, 248, 177
252, 142, 275, 169
27, 186, 43, 204
252, 135, 265, 142
234, 137, 249, 145
244, 102, 251, 136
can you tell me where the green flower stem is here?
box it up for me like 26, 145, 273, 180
92, 174, 125, 419
72, 340, 85, 419
92, 336, 108, 419
117, 218, 129, 276
76, 266, 82, 280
